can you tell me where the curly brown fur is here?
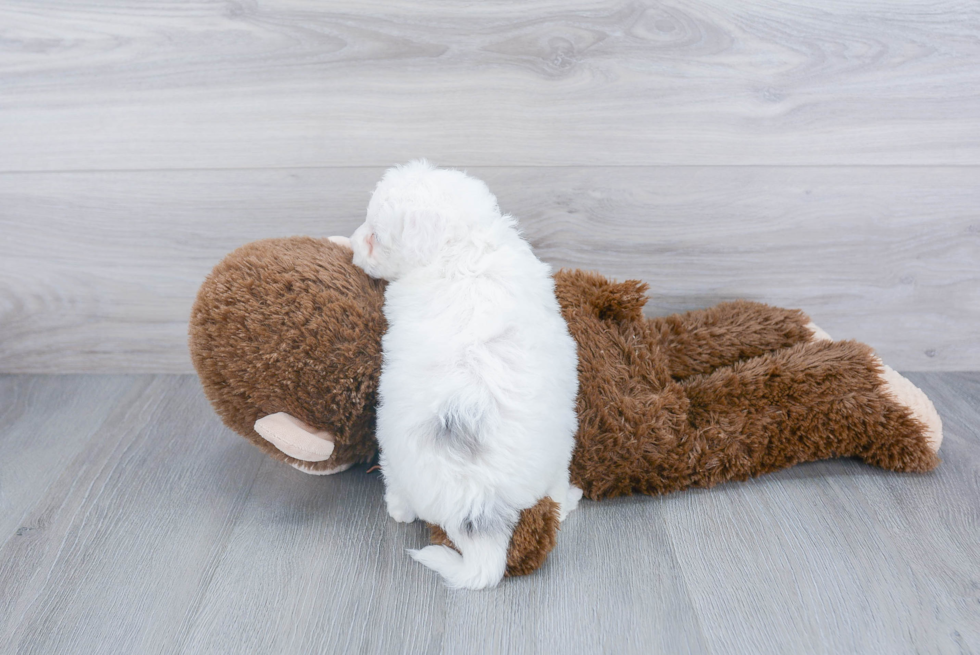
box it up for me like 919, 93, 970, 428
429, 497, 560, 578
553, 268, 938, 499
189, 237, 385, 472
568, 337, 939, 500
649, 300, 815, 379
680, 340, 939, 479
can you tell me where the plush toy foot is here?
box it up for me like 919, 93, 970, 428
802, 325, 941, 452
805, 321, 833, 342
288, 461, 354, 476
254, 412, 336, 462
875, 358, 943, 452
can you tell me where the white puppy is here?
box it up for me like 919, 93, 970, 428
350, 160, 581, 590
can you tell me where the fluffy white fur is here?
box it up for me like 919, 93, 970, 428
350, 160, 581, 590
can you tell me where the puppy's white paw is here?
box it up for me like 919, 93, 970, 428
385, 493, 417, 523
387, 506, 417, 523
559, 485, 584, 522
408, 545, 502, 590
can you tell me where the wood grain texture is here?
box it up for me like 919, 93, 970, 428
1, 166, 977, 373
0, 375, 153, 546
0, 373, 977, 654
1, 0, 978, 170
0, 376, 265, 654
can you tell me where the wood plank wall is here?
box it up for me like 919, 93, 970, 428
1, 0, 978, 373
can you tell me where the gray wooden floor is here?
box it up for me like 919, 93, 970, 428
0, 373, 977, 654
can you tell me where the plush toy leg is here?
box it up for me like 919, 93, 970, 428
253, 413, 353, 475
571, 339, 941, 500
876, 358, 943, 452
678, 339, 941, 488
648, 300, 823, 379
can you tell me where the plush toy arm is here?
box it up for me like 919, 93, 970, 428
327, 235, 352, 249
648, 300, 822, 379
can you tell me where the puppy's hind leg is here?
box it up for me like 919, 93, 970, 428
384, 486, 417, 524
409, 525, 511, 590
547, 468, 582, 522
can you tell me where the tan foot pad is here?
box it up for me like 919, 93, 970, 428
806, 321, 833, 342
289, 461, 355, 476
876, 360, 944, 452
254, 412, 336, 462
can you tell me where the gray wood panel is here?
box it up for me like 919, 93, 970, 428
1, 0, 978, 170
0, 373, 977, 654
0, 375, 153, 546
1, 167, 977, 373
0, 376, 265, 654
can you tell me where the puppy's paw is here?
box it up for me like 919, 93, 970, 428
409, 546, 502, 590
327, 235, 352, 249
385, 492, 417, 523
559, 485, 584, 522
387, 505, 417, 523
409, 545, 462, 575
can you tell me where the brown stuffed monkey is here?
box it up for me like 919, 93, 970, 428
189, 236, 942, 579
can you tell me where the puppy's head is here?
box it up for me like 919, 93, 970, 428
351, 160, 502, 281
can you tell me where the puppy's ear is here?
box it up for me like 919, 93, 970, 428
401, 207, 450, 264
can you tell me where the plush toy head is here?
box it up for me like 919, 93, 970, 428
189, 236, 385, 474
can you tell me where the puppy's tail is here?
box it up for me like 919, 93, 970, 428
409, 528, 510, 590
